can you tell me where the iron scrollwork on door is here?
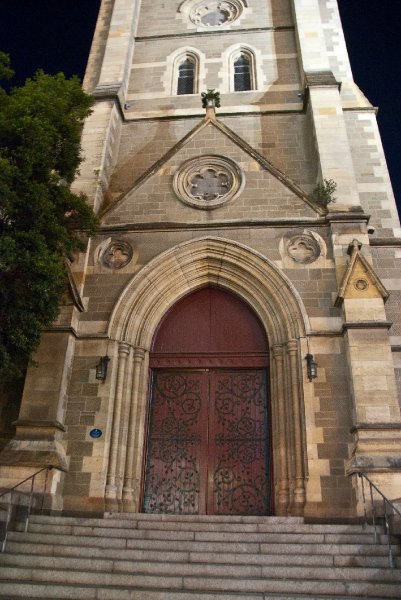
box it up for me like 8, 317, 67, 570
144, 372, 204, 514
144, 368, 270, 515
212, 370, 269, 515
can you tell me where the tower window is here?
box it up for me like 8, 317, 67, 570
177, 57, 195, 95
233, 53, 252, 91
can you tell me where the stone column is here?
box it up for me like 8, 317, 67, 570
287, 339, 306, 513
122, 347, 147, 512
272, 344, 289, 514
105, 342, 131, 511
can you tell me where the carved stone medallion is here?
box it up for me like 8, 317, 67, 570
354, 278, 369, 291
102, 240, 133, 269
188, 0, 244, 27
173, 155, 244, 209
286, 234, 321, 264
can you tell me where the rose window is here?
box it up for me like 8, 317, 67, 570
173, 155, 244, 209
188, 1, 244, 28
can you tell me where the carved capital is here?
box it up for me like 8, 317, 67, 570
271, 344, 285, 359
118, 342, 131, 356
286, 339, 298, 354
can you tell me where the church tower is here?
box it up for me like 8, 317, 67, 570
1, 0, 401, 520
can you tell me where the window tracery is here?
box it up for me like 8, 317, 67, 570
177, 56, 196, 95
231, 48, 255, 91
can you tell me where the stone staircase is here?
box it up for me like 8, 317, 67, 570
0, 513, 400, 599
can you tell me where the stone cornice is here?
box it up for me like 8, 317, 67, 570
99, 218, 328, 233
342, 321, 392, 332
134, 25, 295, 42
13, 420, 67, 432
370, 237, 401, 247
351, 422, 401, 433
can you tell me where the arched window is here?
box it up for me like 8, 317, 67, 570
233, 52, 252, 91
177, 56, 196, 95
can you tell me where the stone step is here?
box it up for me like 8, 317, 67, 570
104, 512, 305, 523
0, 584, 394, 600
1, 553, 400, 582
22, 522, 385, 546
0, 566, 400, 598
28, 514, 377, 534
2, 513, 401, 599
5, 540, 400, 567
6, 530, 400, 557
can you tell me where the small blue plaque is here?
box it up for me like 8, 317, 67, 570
90, 428, 102, 439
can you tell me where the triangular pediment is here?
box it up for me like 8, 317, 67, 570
335, 240, 389, 307
100, 111, 324, 222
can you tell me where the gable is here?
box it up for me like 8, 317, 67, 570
102, 117, 319, 226
335, 239, 389, 306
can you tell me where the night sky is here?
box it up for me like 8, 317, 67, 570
0, 0, 399, 216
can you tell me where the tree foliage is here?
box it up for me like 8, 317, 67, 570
0, 53, 97, 377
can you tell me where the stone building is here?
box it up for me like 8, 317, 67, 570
1, 0, 401, 520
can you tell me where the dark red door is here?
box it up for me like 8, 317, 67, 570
143, 287, 271, 516
143, 368, 269, 515
208, 369, 269, 515
143, 370, 208, 515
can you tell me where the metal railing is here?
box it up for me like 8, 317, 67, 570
357, 471, 401, 568
0, 465, 53, 552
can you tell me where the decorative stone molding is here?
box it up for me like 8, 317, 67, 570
286, 234, 320, 264
219, 43, 265, 93
335, 239, 389, 307
106, 237, 309, 514
102, 240, 133, 269
163, 47, 206, 98
95, 238, 135, 271
65, 260, 85, 312
304, 70, 341, 90
92, 83, 122, 98
173, 155, 244, 210
279, 229, 327, 268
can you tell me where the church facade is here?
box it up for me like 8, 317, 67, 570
1, 0, 401, 519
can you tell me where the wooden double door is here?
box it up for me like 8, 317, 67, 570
143, 367, 270, 515
143, 287, 271, 515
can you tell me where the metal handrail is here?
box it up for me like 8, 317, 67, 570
357, 471, 401, 568
0, 465, 54, 552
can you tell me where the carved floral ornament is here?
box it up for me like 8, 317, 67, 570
178, 0, 247, 28
286, 233, 321, 264
102, 240, 133, 269
173, 155, 244, 209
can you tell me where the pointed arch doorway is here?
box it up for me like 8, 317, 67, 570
143, 287, 271, 516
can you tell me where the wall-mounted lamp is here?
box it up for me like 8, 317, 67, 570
305, 353, 318, 382
95, 356, 110, 381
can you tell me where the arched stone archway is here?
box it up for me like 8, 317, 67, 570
105, 237, 310, 515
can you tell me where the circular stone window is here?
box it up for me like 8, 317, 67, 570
189, 1, 244, 27
173, 155, 244, 210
